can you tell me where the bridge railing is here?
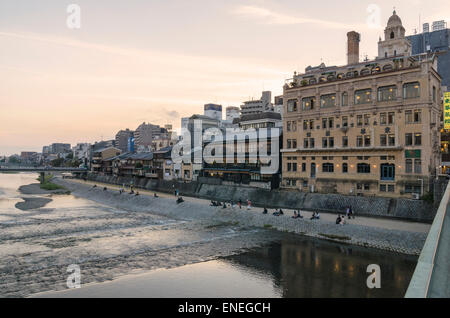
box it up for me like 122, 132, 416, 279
405, 180, 450, 298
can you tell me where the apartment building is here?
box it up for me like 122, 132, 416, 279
281, 11, 442, 198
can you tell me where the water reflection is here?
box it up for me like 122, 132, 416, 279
225, 237, 417, 298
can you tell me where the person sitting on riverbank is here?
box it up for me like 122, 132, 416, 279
310, 211, 320, 220
92, 185, 97, 189
247, 200, 252, 210
154, 193, 159, 198
103, 187, 107, 191
263, 207, 268, 214
176, 196, 184, 204
129, 189, 134, 194
135, 191, 140, 196
238, 199, 242, 209
336, 215, 342, 224
292, 211, 298, 219
223, 202, 227, 209
273, 209, 284, 216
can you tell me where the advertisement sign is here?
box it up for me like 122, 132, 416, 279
444, 92, 450, 130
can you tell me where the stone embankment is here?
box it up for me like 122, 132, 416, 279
57, 179, 427, 255
81, 173, 438, 223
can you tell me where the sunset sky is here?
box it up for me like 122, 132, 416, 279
1, 0, 449, 155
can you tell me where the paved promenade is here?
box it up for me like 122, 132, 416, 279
69, 178, 430, 234
59, 178, 429, 255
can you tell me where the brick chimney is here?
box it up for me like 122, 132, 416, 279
347, 31, 360, 65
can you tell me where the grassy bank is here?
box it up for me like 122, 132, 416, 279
37, 174, 67, 191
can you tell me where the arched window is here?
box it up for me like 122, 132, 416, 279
327, 75, 335, 81
319, 76, 326, 83
337, 73, 345, 80
309, 78, 317, 85
390, 31, 395, 39
383, 64, 393, 71
360, 68, 370, 76
346, 71, 354, 78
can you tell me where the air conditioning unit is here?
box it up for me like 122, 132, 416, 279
412, 193, 420, 200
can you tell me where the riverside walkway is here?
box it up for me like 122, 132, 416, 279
406, 181, 450, 298
67, 178, 430, 234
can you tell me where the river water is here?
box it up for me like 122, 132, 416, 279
0, 173, 417, 298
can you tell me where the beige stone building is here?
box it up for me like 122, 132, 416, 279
281, 11, 442, 198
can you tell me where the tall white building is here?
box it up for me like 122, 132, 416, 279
226, 106, 240, 121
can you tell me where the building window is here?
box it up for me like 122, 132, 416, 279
329, 137, 334, 148
309, 120, 314, 130
414, 110, 421, 123
343, 163, 348, 173
322, 138, 328, 148
405, 133, 413, 146
380, 134, 387, 146
380, 184, 386, 192
357, 136, 363, 147
302, 163, 306, 172
322, 118, 327, 129
329, 118, 334, 129
415, 133, 422, 146
342, 136, 348, 148
403, 82, 420, 99
388, 112, 395, 125
287, 99, 298, 112
364, 135, 371, 147
357, 115, 363, 127
322, 163, 334, 173
405, 159, 413, 173
388, 185, 395, 192
378, 85, 397, 102
357, 163, 370, 174
342, 92, 348, 106
287, 121, 291, 132
320, 94, 336, 108
342, 116, 348, 128
381, 164, 395, 181
414, 159, 422, 174
364, 114, 370, 126
405, 184, 421, 194
303, 120, 308, 130
303, 138, 308, 149
302, 97, 315, 111
433, 86, 437, 102
380, 113, 387, 125
292, 121, 297, 132
388, 134, 395, 146
355, 89, 372, 104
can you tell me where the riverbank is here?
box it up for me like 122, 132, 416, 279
56, 178, 428, 255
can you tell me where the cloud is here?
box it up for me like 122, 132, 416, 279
232, 5, 370, 30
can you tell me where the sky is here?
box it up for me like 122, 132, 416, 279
1, 0, 449, 155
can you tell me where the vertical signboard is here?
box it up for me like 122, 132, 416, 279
444, 92, 450, 130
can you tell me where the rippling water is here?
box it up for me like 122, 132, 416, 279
1, 173, 417, 298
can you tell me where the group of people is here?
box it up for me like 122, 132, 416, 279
90, 184, 356, 223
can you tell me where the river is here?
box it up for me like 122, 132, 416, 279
0, 173, 417, 298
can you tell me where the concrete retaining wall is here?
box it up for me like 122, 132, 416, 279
83, 173, 436, 223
